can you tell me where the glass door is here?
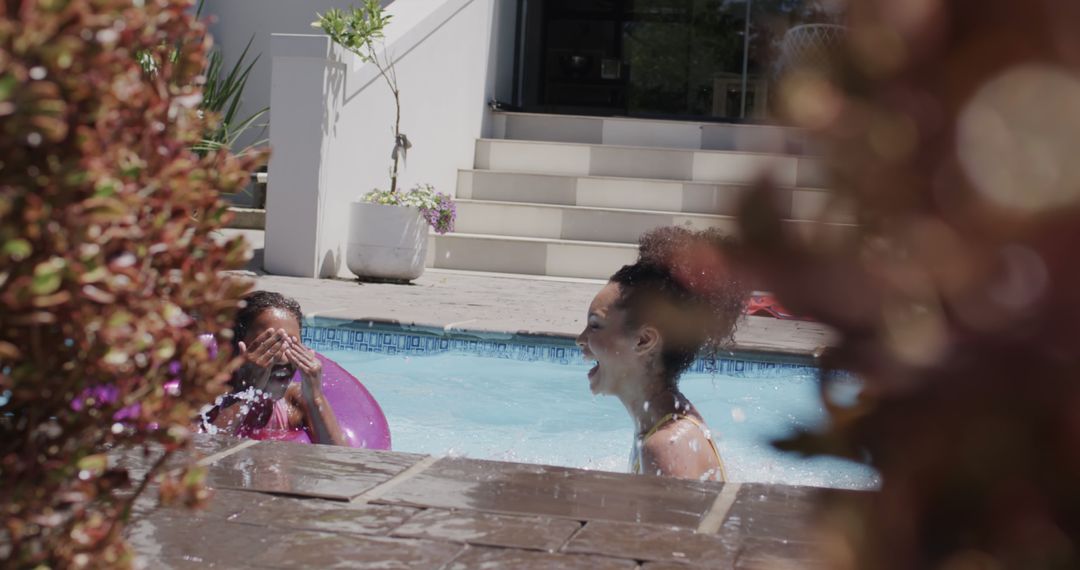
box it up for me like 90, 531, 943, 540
517, 0, 840, 122
537, 0, 627, 114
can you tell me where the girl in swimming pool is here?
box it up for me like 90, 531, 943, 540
577, 227, 748, 481
199, 291, 347, 446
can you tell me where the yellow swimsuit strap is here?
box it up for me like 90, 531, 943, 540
636, 413, 728, 482
641, 412, 677, 440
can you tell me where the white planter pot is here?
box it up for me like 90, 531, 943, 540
346, 202, 429, 281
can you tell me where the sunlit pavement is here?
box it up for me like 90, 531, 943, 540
219, 229, 833, 359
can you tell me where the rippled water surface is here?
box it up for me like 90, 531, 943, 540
323, 350, 878, 490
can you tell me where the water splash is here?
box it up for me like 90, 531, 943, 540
197, 385, 276, 434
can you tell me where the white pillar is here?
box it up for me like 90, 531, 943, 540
264, 34, 345, 277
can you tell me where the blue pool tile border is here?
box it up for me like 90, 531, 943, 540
301, 324, 818, 379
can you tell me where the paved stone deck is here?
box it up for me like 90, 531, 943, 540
223, 230, 834, 358
122, 435, 838, 569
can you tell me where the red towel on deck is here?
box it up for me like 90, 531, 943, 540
745, 293, 810, 320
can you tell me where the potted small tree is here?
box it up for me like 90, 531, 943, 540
314, 1, 455, 282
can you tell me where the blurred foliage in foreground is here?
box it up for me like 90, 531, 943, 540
728, 0, 1080, 568
0, 0, 262, 566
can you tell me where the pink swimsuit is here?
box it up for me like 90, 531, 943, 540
266, 398, 291, 430
248, 399, 309, 442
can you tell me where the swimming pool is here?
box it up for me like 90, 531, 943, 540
307, 323, 878, 490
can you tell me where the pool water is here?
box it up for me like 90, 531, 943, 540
323, 350, 878, 490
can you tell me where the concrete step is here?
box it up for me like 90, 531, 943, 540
455, 199, 732, 243
454, 199, 854, 244
474, 139, 828, 188
426, 233, 637, 280
492, 111, 816, 155
457, 170, 848, 221
227, 207, 266, 230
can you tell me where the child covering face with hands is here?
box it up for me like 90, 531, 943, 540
199, 291, 347, 446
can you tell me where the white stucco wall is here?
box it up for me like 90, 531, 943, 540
263, 0, 508, 278
202, 0, 518, 152
202, 0, 381, 152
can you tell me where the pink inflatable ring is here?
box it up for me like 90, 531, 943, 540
85, 334, 389, 449
247, 352, 391, 450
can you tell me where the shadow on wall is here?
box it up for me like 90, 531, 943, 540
318, 54, 348, 278
248, 246, 267, 275
320, 248, 341, 278
202, 0, 396, 152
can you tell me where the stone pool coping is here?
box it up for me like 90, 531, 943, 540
122, 435, 851, 568
249, 271, 834, 362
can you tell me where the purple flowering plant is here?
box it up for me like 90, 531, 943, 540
364, 184, 456, 234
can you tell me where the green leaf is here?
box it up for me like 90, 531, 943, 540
77, 454, 108, 475
65, 170, 89, 186
3, 239, 32, 261
0, 75, 16, 101
39, 0, 67, 13
104, 349, 128, 366
31, 257, 65, 295
156, 340, 176, 361
94, 179, 118, 197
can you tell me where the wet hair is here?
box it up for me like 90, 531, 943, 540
232, 290, 303, 351
610, 227, 748, 385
